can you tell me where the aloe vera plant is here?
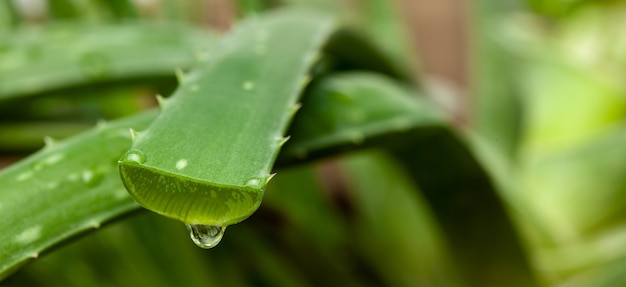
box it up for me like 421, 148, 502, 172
3, 1, 625, 286
119, 10, 335, 245
0, 111, 156, 279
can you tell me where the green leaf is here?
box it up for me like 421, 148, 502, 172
280, 71, 443, 163
0, 110, 156, 281
118, 9, 336, 227
0, 22, 213, 99
94, 0, 139, 20
0, 121, 92, 151
8, 212, 222, 286
392, 128, 538, 287
340, 151, 462, 287
0, 0, 18, 30
48, 0, 80, 19
281, 71, 538, 286
0, 70, 532, 281
523, 124, 626, 242
233, 0, 266, 17
470, 0, 524, 159
358, 0, 418, 78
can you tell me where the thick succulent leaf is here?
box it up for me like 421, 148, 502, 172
280, 71, 443, 163
0, 42, 408, 282
0, 122, 92, 151
283, 71, 538, 286
392, 128, 538, 287
0, 22, 213, 99
118, 9, 336, 227
340, 151, 462, 287
0, 110, 156, 280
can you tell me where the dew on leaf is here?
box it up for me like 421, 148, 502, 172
186, 224, 225, 249
120, 149, 146, 164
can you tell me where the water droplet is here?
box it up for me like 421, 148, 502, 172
186, 224, 225, 249
244, 177, 262, 189
82, 170, 94, 182
16, 171, 33, 181
31, 154, 63, 171
14, 225, 42, 244
243, 81, 254, 91
44, 153, 64, 165
176, 159, 188, 170
120, 149, 146, 164
82, 169, 105, 187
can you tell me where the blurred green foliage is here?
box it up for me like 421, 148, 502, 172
0, 0, 625, 286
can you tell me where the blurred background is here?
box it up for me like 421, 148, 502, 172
1, 0, 625, 286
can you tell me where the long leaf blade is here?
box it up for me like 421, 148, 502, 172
118, 9, 336, 226
0, 111, 156, 280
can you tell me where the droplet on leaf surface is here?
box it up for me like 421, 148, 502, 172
186, 224, 225, 249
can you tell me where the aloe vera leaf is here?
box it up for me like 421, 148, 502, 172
0, 22, 213, 99
118, 9, 335, 227
94, 0, 138, 19
0, 110, 156, 281
324, 29, 411, 81
0, 70, 526, 280
0, 121, 92, 151
262, 165, 373, 287
0, 0, 18, 31
278, 0, 337, 12
392, 129, 538, 287
279, 0, 412, 80
340, 151, 462, 287
0, 84, 153, 124
263, 165, 346, 252
359, 0, 418, 78
279, 71, 537, 286
0, 79, 176, 124
233, 0, 266, 17
226, 226, 313, 287
48, 0, 80, 19
157, 0, 188, 22
0, 86, 154, 153
470, 0, 524, 159
9, 212, 220, 287
279, 71, 444, 164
